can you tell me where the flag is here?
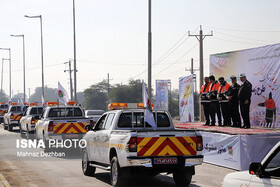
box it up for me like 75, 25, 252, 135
58, 81, 69, 106
8, 97, 12, 106
19, 97, 24, 112
142, 80, 156, 130
41, 95, 46, 108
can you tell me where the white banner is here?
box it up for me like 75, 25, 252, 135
201, 132, 241, 170
179, 75, 194, 123
210, 43, 280, 128
201, 131, 280, 170
155, 80, 169, 110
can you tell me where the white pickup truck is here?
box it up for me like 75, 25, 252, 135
222, 141, 280, 187
0, 102, 9, 123
4, 104, 29, 131
20, 105, 43, 139
82, 106, 203, 186
35, 105, 94, 150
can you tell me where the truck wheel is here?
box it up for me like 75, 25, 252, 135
110, 156, 124, 187
8, 123, 13, 132
26, 127, 30, 139
4, 123, 7, 130
43, 137, 50, 152
82, 149, 96, 176
173, 169, 192, 186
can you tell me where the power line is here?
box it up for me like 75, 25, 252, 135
215, 31, 275, 43
204, 25, 280, 33
154, 43, 198, 76
210, 37, 268, 45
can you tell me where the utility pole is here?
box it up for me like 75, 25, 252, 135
107, 73, 113, 103
188, 25, 213, 88
28, 88, 30, 102
64, 60, 73, 101
185, 58, 199, 91
189, 26, 213, 122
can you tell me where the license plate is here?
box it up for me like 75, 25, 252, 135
154, 157, 177, 164
65, 134, 79, 138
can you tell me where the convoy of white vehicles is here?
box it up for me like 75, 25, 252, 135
82, 103, 203, 186
1, 101, 206, 186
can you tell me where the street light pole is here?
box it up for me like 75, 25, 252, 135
11, 34, 26, 102
25, 15, 44, 98
148, 0, 152, 100
0, 48, 11, 98
73, 0, 77, 103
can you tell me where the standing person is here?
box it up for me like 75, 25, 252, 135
207, 75, 222, 126
227, 75, 241, 127
200, 76, 211, 126
258, 92, 276, 127
218, 77, 231, 126
238, 73, 252, 128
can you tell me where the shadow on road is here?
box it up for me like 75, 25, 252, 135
90, 171, 201, 186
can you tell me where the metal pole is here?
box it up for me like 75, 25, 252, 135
148, 0, 152, 100
9, 49, 11, 98
73, 0, 77, 103
69, 60, 73, 101
40, 16, 45, 98
199, 27, 203, 89
1, 59, 3, 96
23, 35, 26, 102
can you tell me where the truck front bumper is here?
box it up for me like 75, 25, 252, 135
127, 155, 203, 167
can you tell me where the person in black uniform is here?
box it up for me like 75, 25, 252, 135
238, 73, 252, 128
227, 75, 242, 127
200, 77, 211, 126
207, 75, 222, 126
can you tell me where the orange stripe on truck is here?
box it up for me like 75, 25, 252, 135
11, 114, 22, 121
53, 122, 87, 134
137, 137, 197, 156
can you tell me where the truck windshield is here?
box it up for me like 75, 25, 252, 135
48, 107, 83, 118
0, 105, 8, 109
30, 107, 43, 115
118, 112, 170, 128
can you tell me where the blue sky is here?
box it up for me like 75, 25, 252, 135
0, 0, 280, 97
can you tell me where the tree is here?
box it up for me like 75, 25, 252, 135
109, 79, 142, 103
83, 81, 108, 110
29, 86, 58, 103
168, 89, 179, 117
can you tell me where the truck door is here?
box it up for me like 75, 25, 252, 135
87, 114, 107, 162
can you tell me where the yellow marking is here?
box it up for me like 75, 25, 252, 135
143, 137, 165, 156
158, 145, 176, 156
183, 137, 197, 151
75, 123, 86, 132
0, 173, 11, 187
169, 137, 191, 155
137, 137, 152, 152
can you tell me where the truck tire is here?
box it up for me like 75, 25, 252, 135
82, 149, 96, 176
26, 127, 30, 139
8, 123, 13, 132
4, 123, 7, 130
110, 156, 124, 187
20, 125, 24, 138
173, 169, 192, 186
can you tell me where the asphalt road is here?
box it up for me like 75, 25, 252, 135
0, 124, 235, 187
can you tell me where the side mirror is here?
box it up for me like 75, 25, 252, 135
249, 162, 262, 175
84, 124, 93, 131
